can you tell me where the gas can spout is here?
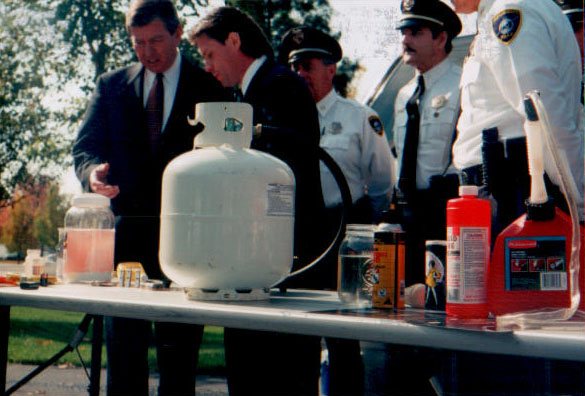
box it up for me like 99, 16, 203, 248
523, 95, 548, 206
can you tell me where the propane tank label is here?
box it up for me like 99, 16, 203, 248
446, 226, 489, 304
266, 184, 294, 217
504, 236, 567, 291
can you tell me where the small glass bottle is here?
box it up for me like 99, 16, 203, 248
337, 224, 376, 307
63, 193, 115, 282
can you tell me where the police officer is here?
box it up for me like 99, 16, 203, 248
451, 0, 584, 233
279, 27, 394, 396
393, 0, 462, 286
280, 27, 393, 227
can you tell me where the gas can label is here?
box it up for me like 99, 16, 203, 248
505, 236, 567, 291
446, 226, 489, 304
266, 184, 294, 217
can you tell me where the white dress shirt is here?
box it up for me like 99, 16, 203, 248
393, 58, 462, 190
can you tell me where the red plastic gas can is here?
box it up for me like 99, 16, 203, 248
446, 186, 491, 318
488, 206, 585, 316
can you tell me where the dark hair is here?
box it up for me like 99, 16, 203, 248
126, 0, 180, 35
429, 25, 454, 54
188, 6, 273, 59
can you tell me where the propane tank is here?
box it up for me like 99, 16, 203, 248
159, 102, 295, 300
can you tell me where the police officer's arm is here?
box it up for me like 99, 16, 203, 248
361, 107, 394, 220
483, 6, 584, 208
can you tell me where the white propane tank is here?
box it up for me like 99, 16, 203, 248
160, 102, 295, 301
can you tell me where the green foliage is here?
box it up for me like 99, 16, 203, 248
33, 184, 68, 251
0, 2, 72, 202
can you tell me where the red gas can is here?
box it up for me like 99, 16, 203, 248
488, 205, 585, 316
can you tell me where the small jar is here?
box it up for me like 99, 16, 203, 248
337, 224, 375, 307
63, 193, 115, 282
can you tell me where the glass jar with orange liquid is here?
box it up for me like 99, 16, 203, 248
63, 193, 115, 282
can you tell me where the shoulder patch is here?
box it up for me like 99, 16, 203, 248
492, 9, 522, 45
369, 115, 384, 136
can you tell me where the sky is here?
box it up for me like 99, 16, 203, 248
59, 0, 478, 195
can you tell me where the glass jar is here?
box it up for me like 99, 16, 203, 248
337, 224, 375, 307
63, 193, 115, 282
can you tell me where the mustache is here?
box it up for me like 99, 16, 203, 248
404, 45, 416, 53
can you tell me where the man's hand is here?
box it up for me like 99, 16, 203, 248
89, 163, 120, 199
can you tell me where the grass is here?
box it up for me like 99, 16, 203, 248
8, 307, 226, 375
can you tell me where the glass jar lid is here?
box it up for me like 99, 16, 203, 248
71, 193, 111, 208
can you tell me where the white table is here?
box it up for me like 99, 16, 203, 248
1, 284, 583, 395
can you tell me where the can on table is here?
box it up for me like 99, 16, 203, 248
372, 223, 405, 309
424, 240, 447, 310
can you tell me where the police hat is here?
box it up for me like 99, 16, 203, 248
279, 27, 343, 64
397, 0, 462, 38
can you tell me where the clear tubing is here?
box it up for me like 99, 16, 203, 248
496, 91, 582, 329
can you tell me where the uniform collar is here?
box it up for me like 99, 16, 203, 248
417, 57, 451, 89
316, 89, 337, 116
241, 55, 267, 95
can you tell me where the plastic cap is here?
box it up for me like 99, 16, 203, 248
459, 185, 478, 196
71, 193, 111, 208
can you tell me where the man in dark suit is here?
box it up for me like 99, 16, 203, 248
73, 0, 224, 394
188, 6, 326, 396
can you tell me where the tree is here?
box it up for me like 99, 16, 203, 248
0, 0, 209, 205
226, 0, 359, 97
0, 2, 73, 204
34, 184, 68, 252
0, 194, 37, 256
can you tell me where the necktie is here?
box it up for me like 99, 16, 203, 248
233, 87, 244, 102
146, 73, 164, 155
398, 75, 425, 199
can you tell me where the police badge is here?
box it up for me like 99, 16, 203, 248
327, 122, 343, 135
492, 9, 522, 45
291, 28, 304, 45
402, 0, 414, 12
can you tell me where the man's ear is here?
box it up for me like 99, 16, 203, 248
435, 30, 448, 50
327, 63, 337, 80
226, 32, 241, 51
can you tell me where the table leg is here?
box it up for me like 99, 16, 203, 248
88, 315, 103, 396
0, 306, 10, 396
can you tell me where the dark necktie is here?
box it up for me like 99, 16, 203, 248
398, 75, 425, 199
146, 73, 164, 155
232, 87, 244, 102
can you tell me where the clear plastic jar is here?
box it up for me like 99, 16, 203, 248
63, 193, 115, 282
337, 224, 376, 307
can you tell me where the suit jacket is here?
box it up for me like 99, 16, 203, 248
244, 58, 327, 287
73, 56, 225, 278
